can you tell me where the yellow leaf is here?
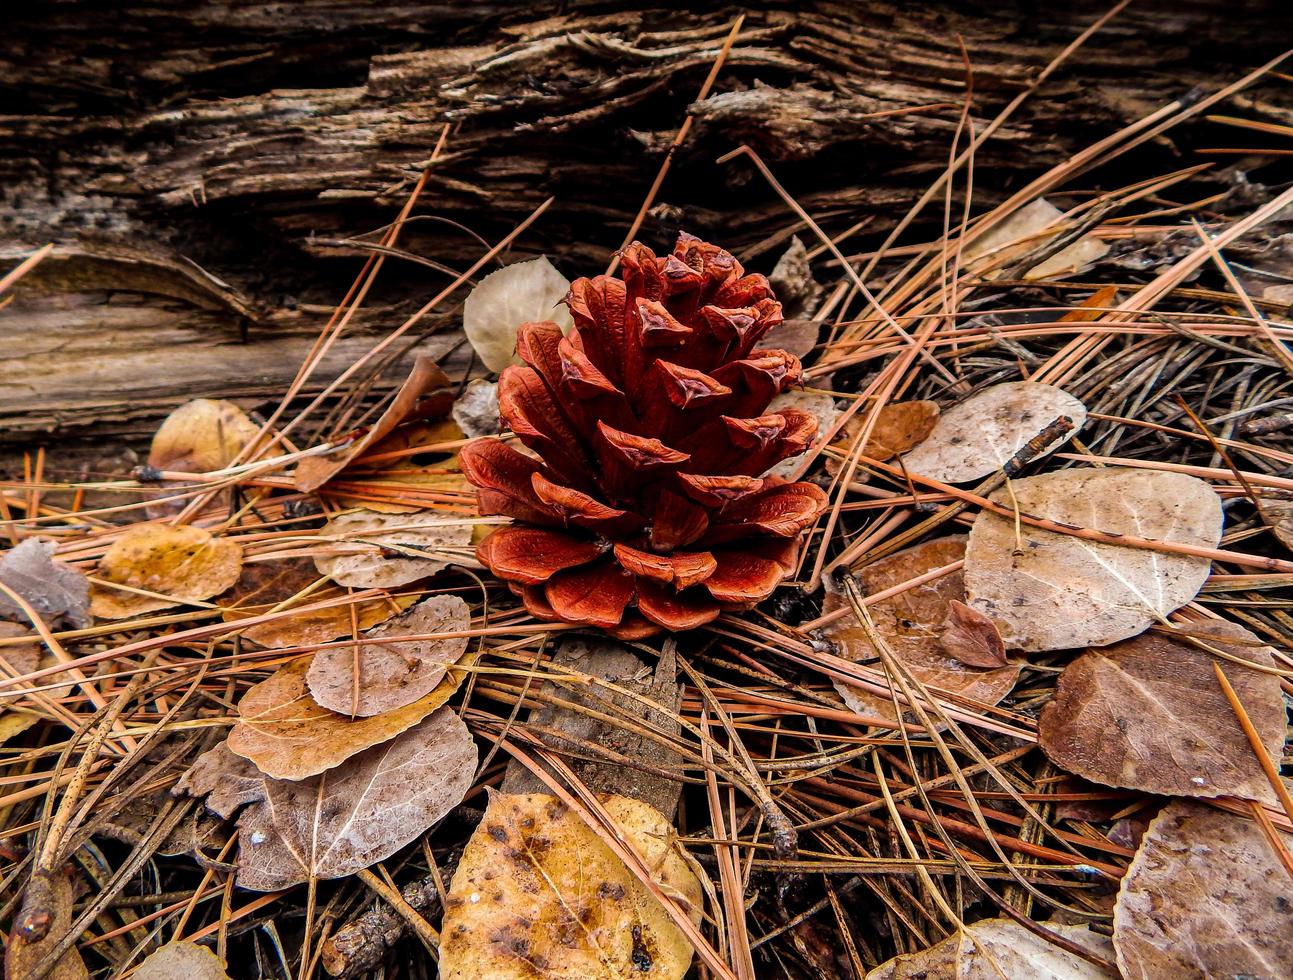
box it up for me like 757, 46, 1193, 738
90, 525, 243, 620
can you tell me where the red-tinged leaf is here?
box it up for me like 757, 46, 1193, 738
477, 526, 604, 586
939, 599, 1008, 668
459, 438, 561, 525
636, 581, 721, 630
613, 544, 716, 588
531, 472, 643, 536
649, 488, 709, 551
704, 550, 787, 604
545, 561, 635, 627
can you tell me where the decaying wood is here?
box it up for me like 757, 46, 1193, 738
3, 1, 1290, 452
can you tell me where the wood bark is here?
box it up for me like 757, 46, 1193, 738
2, 1, 1290, 458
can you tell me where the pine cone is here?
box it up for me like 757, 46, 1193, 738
460, 234, 829, 637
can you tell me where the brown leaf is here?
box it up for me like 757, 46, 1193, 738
1113, 798, 1293, 979
174, 741, 267, 819
295, 355, 452, 492
217, 557, 410, 649
148, 399, 261, 474
1262, 499, 1293, 552
900, 381, 1086, 483
227, 654, 472, 779
90, 525, 243, 620
0, 538, 90, 630
964, 467, 1224, 651
866, 917, 1114, 979
938, 599, 1007, 668
1039, 622, 1285, 803
134, 942, 231, 980
306, 594, 471, 717
314, 509, 473, 589
5, 868, 90, 980
440, 791, 702, 980
822, 536, 1019, 726
0, 622, 41, 675
233, 707, 476, 891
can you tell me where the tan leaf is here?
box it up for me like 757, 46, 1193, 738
866, 917, 1114, 979
833, 400, 941, 469
452, 379, 503, 438
1039, 622, 1285, 803
174, 741, 267, 819
938, 599, 1007, 668
233, 707, 476, 891
5, 869, 90, 980
822, 537, 1018, 726
295, 355, 452, 492
90, 525, 243, 620
463, 256, 574, 373
148, 399, 261, 474
306, 594, 471, 717
900, 381, 1086, 484
440, 792, 702, 980
227, 655, 471, 779
134, 942, 231, 980
762, 318, 820, 359
1113, 798, 1293, 979
218, 557, 410, 649
314, 510, 473, 589
0, 538, 90, 630
963, 197, 1109, 280
964, 467, 1224, 651
1261, 499, 1293, 552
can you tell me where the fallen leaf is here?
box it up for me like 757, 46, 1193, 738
1113, 798, 1293, 979
174, 741, 267, 819
964, 467, 1224, 651
306, 593, 471, 717
764, 389, 840, 478
314, 510, 473, 589
295, 356, 452, 492
134, 941, 230, 980
1039, 622, 1285, 803
866, 917, 1114, 979
227, 655, 472, 779
0, 538, 90, 629
234, 707, 476, 891
822, 537, 1019, 726
218, 557, 410, 649
5, 868, 90, 980
90, 525, 243, 620
900, 382, 1086, 484
1261, 499, 1293, 551
762, 318, 820, 359
939, 599, 1007, 668
463, 256, 574, 373
452, 379, 503, 438
0, 622, 40, 675
148, 398, 261, 475
440, 791, 702, 980
963, 197, 1109, 280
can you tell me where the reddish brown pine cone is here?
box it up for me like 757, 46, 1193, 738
460, 233, 829, 637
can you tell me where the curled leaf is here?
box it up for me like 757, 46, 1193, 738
1039, 622, 1285, 802
306, 594, 471, 717
900, 381, 1086, 484
0, 538, 90, 630
938, 599, 1007, 668
1113, 798, 1293, 979
463, 257, 574, 373
90, 525, 243, 620
964, 467, 1224, 651
440, 791, 702, 980
314, 510, 473, 589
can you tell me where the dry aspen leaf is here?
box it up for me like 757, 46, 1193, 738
762, 318, 820, 359
964, 467, 1224, 652
1113, 798, 1293, 979
5, 868, 90, 980
1039, 622, 1285, 803
938, 599, 1007, 668
822, 537, 1018, 726
148, 398, 260, 474
314, 510, 473, 589
452, 379, 503, 438
218, 557, 410, 649
233, 707, 476, 891
90, 524, 243, 620
306, 593, 471, 717
174, 740, 266, 818
963, 197, 1109, 281
227, 656, 468, 779
463, 256, 574, 373
295, 355, 452, 492
0, 537, 91, 629
900, 381, 1086, 484
764, 389, 841, 478
866, 917, 1115, 979
134, 942, 230, 980
826, 400, 941, 477
440, 791, 702, 980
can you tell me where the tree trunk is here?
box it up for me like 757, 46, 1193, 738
2, 0, 1289, 458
